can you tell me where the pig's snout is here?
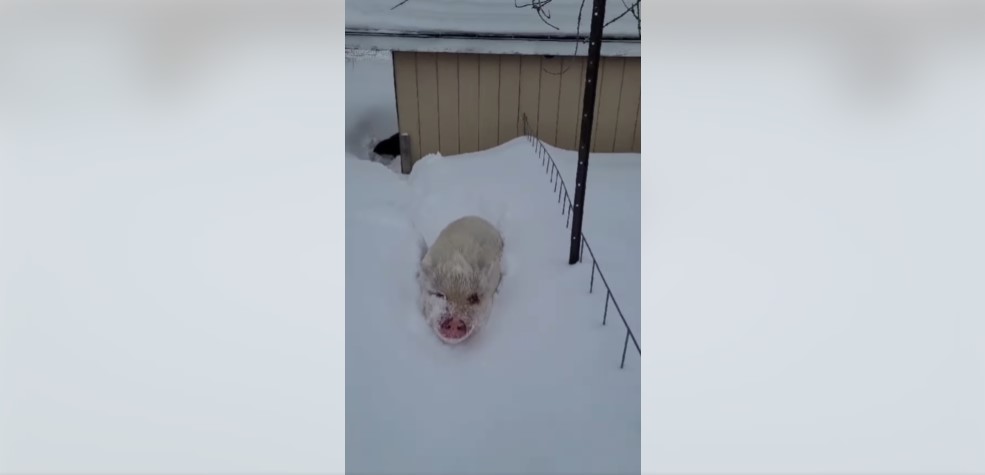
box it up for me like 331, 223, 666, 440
438, 316, 469, 340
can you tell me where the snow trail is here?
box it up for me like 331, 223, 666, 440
345, 141, 641, 474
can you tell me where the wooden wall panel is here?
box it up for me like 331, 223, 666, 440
589, 56, 606, 152
613, 58, 641, 153
393, 51, 640, 167
414, 52, 440, 160
517, 55, 542, 136
458, 54, 481, 154
593, 57, 625, 153
436, 53, 459, 155
391, 51, 421, 162
556, 56, 585, 151
497, 55, 521, 143
536, 56, 563, 147
477, 54, 500, 150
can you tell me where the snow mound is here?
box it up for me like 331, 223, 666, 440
345, 139, 641, 474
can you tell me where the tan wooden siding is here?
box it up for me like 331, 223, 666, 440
536, 56, 563, 147
595, 57, 625, 153
391, 52, 420, 160
415, 52, 441, 161
458, 54, 480, 154
477, 55, 500, 151
614, 58, 642, 153
589, 55, 605, 152
392, 51, 640, 165
517, 55, 542, 138
556, 56, 584, 151
497, 56, 521, 144
435, 53, 459, 155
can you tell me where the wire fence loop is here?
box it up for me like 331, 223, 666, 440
520, 113, 641, 369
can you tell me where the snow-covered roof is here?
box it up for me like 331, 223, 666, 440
345, 0, 640, 57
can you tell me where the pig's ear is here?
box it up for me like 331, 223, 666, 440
418, 257, 434, 281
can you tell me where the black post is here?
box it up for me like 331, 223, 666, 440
569, 0, 607, 265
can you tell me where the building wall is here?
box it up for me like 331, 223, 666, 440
392, 51, 641, 165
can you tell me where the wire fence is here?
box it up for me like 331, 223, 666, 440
520, 113, 641, 369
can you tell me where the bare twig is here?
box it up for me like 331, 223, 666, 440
575, 0, 588, 45
394, 0, 637, 75
541, 57, 567, 76
627, 0, 640, 36
536, 9, 561, 30
540, 0, 587, 76
515, 0, 560, 30
396, 0, 639, 35
620, 0, 639, 36
603, 0, 640, 31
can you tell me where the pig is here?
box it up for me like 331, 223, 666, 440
417, 215, 504, 344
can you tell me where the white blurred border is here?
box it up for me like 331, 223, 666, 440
644, 1, 985, 473
0, 0, 345, 473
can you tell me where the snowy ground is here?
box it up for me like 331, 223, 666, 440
550, 145, 641, 338
343, 42, 642, 473
344, 48, 398, 166
345, 141, 641, 474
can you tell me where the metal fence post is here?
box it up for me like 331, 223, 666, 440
569, 0, 608, 265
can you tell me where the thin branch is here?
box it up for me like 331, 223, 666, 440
628, 0, 641, 36
536, 8, 561, 30
541, 57, 567, 76
615, 0, 641, 37
394, 0, 638, 76
540, 0, 586, 76
515, 0, 560, 31
574, 0, 587, 50
396, 0, 640, 36
603, 0, 640, 30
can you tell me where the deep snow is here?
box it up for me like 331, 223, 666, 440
344, 140, 641, 474
343, 36, 642, 471
344, 48, 398, 165
549, 145, 641, 338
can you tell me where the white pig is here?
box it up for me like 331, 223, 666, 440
417, 215, 504, 344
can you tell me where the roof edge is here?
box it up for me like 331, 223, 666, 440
345, 29, 641, 57
345, 28, 641, 42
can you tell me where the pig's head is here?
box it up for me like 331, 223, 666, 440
418, 252, 495, 344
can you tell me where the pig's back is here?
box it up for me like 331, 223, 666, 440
428, 216, 503, 267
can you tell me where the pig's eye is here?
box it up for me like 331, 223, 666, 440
430, 291, 445, 299
467, 293, 480, 305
